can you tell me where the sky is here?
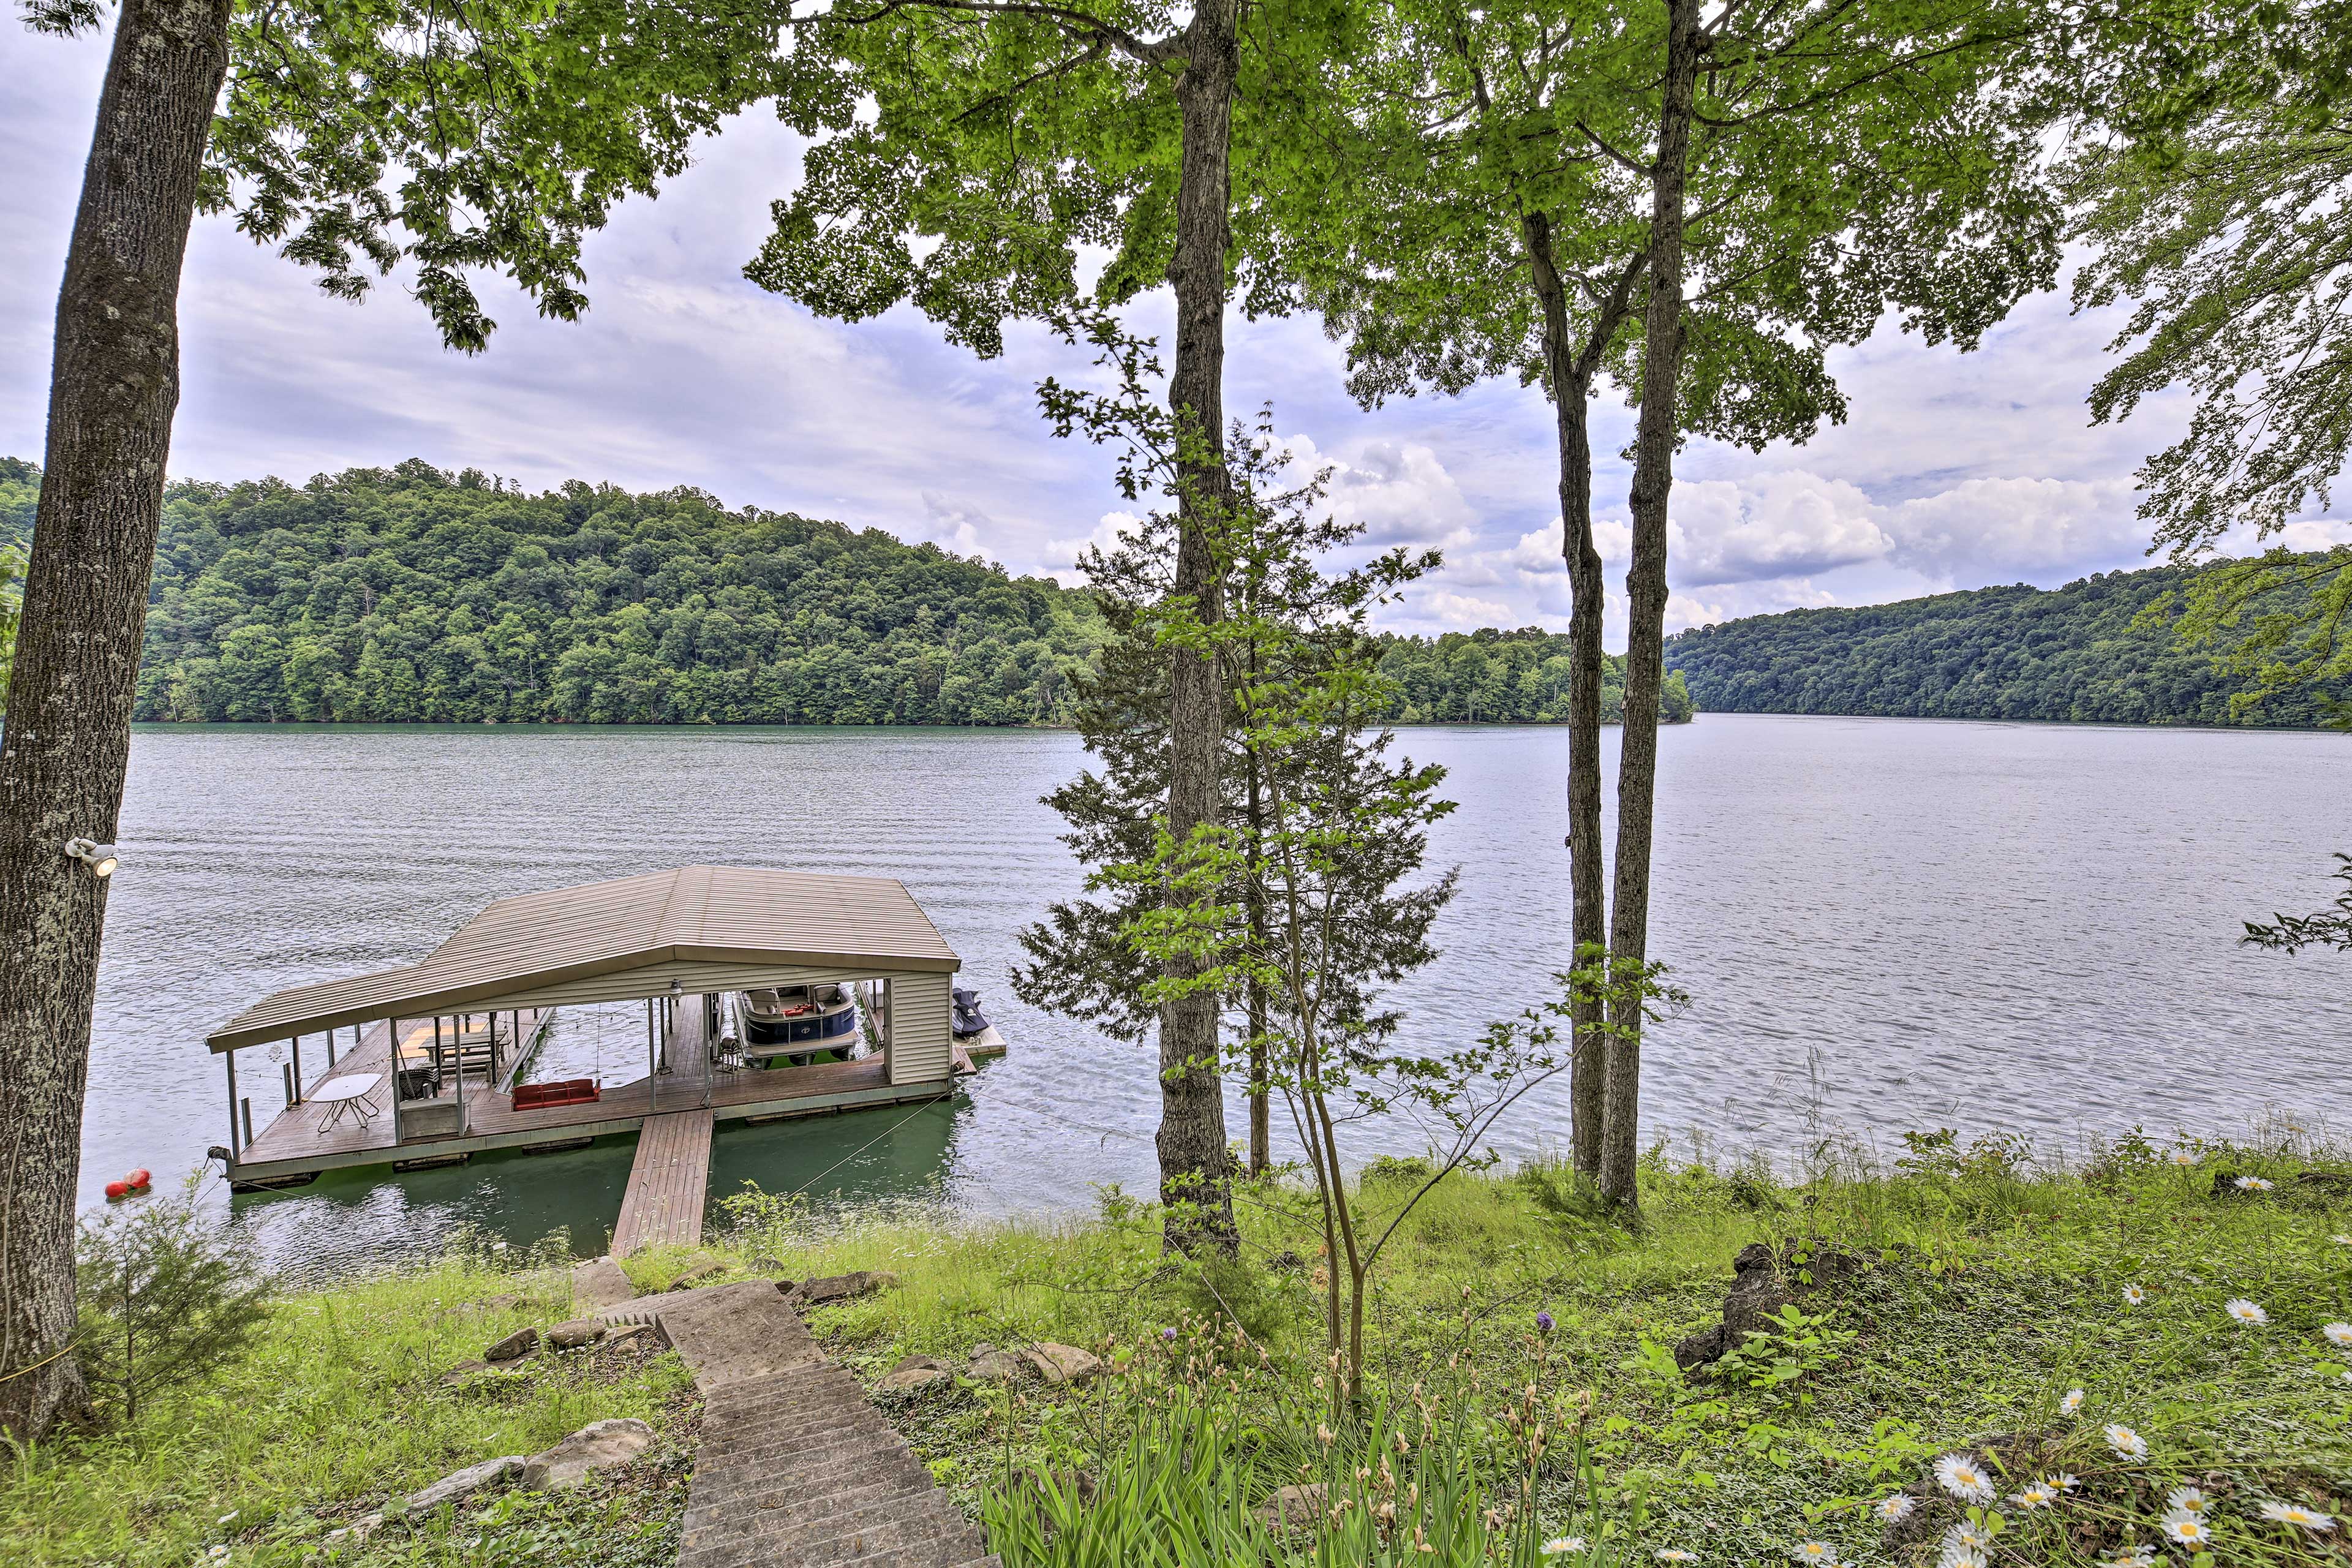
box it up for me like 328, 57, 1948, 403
5, 26, 2346, 643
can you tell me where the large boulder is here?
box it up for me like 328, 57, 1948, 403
404, 1455, 524, 1513
484, 1326, 538, 1363
521, 1419, 656, 1490
1024, 1343, 1104, 1384
878, 1359, 951, 1393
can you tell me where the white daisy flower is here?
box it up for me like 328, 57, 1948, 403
2323, 1322, 2352, 1346
1656, 1553, 1698, 1563
1874, 1494, 1917, 1522
1790, 1543, 1837, 1567
2233, 1175, 2274, 1191
2224, 1297, 2268, 1325
2060, 1387, 2084, 1414
2169, 1149, 2198, 1166
1938, 1523, 1994, 1568
2258, 1500, 2334, 1532
2163, 1512, 2214, 1548
1543, 1540, 1588, 1557
2104, 1423, 2149, 1460
2099, 1548, 2156, 1568
2334, 1234, 2352, 1246
2167, 1486, 2211, 1516
1934, 1452, 1997, 1502
2010, 1482, 2059, 1510
2122, 1283, 2147, 1305
2057, 1473, 2082, 1491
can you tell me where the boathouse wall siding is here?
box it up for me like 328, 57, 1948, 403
889, 972, 954, 1085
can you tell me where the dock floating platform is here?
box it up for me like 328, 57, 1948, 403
207, 866, 976, 1192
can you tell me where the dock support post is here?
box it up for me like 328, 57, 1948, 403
282, 1061, 295, 1108
326, 1026, 336, 1069
240, 1098, 254, 1148
226, 1049, 239, 1155
291, 1035, 303, 1101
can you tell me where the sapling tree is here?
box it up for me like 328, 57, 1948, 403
1106, 405, 1685, 1406
1, 0, 793, 1439
74, 1175, 271, 1428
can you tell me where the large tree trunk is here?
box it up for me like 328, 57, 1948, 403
1156, 0, 1242, 1254
0, 0, 232, 1441
1523, 210, 1611, 1182
1600, 0, 1702, 1210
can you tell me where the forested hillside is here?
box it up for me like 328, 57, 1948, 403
1664, 557, 2334, 726
1374, 627, 1692, 725
0, 458, 1683, 728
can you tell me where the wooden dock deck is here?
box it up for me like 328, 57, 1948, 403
612, 1109, 716, 1254
227, 993, 952, 1188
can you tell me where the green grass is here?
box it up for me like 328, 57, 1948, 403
4, 1126, 2345, 1567
0, 1251, 695, 1568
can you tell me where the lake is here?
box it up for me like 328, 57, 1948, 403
85, 715, 2350, 1281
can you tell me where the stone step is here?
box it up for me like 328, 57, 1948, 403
686, 1460, 935, 1518
683, 1490, 969, 1562
687, 1502, 982, 1568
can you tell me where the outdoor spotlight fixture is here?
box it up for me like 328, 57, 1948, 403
63, 838, 119, 878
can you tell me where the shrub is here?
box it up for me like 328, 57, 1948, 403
73, 1175, 272, 1427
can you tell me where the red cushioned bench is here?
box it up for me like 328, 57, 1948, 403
511, 1078, 601, 1112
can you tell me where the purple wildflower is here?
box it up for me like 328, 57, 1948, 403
1161, 1326, 1178, 1341
1536, 1311, 1555, 1335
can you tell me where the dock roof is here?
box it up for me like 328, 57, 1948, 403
206, 865, 959, 1052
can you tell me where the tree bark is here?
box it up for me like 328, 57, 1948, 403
1600, 0, 1702, 1210
1156, 0, 1242, 1254
1523, 210, 1613, 1183
0, 0, 232, 1441
1244, 730, 1270, 1178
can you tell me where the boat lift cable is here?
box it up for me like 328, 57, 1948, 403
785, 1092, 958, 1200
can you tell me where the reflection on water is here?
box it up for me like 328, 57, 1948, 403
85, 717, 2352, 1281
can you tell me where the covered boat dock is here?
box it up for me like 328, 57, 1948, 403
205, 866, 969, 1215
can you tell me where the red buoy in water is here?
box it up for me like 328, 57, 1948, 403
104, 1180, 130, 1200
126, 1168, 151, 1189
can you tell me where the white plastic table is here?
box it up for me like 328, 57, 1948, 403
312, 1074, 383, 1135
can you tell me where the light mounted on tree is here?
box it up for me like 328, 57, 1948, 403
64, 839, 118, 878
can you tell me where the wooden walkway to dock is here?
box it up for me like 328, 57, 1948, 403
612, 1109, 715, 1254
655, 1282, 997, 1568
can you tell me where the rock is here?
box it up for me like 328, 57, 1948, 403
967, 1349, 1031, 1382
324, 1512, 384, 1544
484, 1326, 538, 1363
1672, 1241, 1869, 1375
1023, 1343, 1104, 1384
1257, 1483, 1327, 1532
668, 1258, 729, 1290
475, 1292, 526, 1314
889, 1352, 949, 1375
748, 1255, 790, 1276
605, 1322, 655, 1345
570, 1256, 636, 1313
546, 1319, 605, 1351
520, 1419, 656, 1490
405, 1455, 524, 1513
878, 1365, 951, 1393
439, 1360, 491, 1386
793, 1269, 899, 1306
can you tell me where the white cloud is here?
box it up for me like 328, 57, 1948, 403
1882, 475, 2141, 582
1043, 510, 1145, 586
1417, 589, 1516, 628
1283, 432, 1477, 549
1665, 472, 1891, 586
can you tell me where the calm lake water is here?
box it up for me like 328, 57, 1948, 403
85, 716, 2350, 1281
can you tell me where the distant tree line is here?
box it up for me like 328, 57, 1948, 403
1664, 557, 2338, 728
1371, 628, 1691, 726
0, 458, 1687, 729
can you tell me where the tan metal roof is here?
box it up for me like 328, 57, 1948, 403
207, 866, 959, 1052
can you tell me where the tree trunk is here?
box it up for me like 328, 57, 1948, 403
1156, 0, 1242, 1255
0, 0, 231, 1442
1245, 732, 1270, 1177
1523, 210, 1611, 1183
1600, 0, 1702, 1210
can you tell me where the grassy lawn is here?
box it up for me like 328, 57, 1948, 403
3, 1125, 2344, 1566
